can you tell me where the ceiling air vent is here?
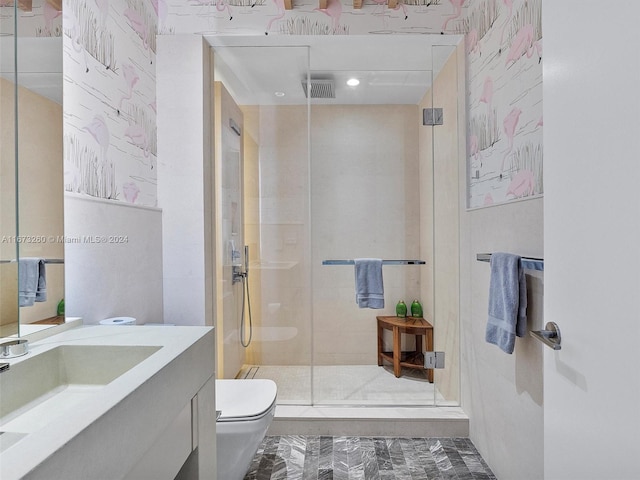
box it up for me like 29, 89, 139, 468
301, 78, 335, 99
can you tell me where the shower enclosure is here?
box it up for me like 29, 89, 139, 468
209, 35, 463, 407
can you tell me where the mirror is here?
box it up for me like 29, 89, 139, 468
0, 4, 63, 338
0, 4, 19, 338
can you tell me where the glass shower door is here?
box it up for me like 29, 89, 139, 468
212, 43, 312, 404
310, 37, 437, 406
430, 44, 462, 407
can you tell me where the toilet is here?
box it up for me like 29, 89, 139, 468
215, 379, 277, 480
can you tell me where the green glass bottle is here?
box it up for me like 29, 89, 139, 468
396, 300, 407, 318
410, 299, 423, 318
57, 298, 65, 316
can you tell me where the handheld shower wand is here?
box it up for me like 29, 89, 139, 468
239, 245, 252, 347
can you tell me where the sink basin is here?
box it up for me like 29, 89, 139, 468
0, 345, 160, 449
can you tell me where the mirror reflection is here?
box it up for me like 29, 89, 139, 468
0, 4, 63, 339
16, 37, 64, 335
0, 7, 18, 338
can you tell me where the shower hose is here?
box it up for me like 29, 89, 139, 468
240, 271, 253, 347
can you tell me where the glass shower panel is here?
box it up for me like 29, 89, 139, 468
431, 44, 462, 407
310, 43, 435, 406
213, 44, 312, 404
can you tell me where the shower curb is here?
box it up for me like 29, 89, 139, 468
268, 406, 468, 437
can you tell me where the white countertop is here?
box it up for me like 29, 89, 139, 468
0, 324, 215, 480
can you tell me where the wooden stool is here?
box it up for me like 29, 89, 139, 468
376, 316, 434, 382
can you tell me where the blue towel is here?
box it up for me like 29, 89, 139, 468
19, 258, 47, 307
354, 258, 384, 309
485, 252, 527, 354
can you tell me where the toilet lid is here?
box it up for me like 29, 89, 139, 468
216, 379, 277, 421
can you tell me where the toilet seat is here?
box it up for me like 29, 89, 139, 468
216, 379, 277, 422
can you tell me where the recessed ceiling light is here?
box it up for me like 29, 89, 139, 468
274, 91, 285, 97
346, 78, 360, 87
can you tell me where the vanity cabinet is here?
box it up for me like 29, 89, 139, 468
0, 326, 216, 480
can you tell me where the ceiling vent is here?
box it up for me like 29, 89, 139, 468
301, 78, 335, 99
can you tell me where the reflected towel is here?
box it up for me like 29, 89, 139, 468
354, 258, 384, 309
485, 253, 527, 354
19, 258, 47, 307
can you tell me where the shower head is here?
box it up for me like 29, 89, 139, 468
301, 78, 335, 99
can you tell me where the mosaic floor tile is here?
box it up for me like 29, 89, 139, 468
245, 436, 496, 480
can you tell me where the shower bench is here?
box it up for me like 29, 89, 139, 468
376, 316, 434, 382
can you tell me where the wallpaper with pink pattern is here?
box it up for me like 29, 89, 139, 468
55, 0, 541, 208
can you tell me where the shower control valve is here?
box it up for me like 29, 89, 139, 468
232, 265, 247, 284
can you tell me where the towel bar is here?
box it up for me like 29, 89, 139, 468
530, 322, 561, 350
476, 253, 543, 271
1, 258, 64, 264
323, 259, 425, 266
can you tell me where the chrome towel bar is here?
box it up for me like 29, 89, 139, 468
0, 258, 64, 264
530, 322, 562, 350
476, 253, 544, 271
322, 259, 425, 266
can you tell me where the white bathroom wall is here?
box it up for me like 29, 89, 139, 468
64, 194, 163, 324
156, 35, 211, 327
459, 198, 544, 479
457, 0, 544, 476
61, 0, 161, 325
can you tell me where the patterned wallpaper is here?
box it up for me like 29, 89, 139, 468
62, 0, 157, 206
55, 0, 541, 208
465, 0, 542, 208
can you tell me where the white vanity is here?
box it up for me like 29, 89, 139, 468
0, 325, 216, 479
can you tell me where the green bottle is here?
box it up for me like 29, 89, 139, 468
57, 298, 65, 316
410, 300, 423, 318
396, 300, 407, 318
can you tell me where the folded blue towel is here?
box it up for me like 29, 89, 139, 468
354, 258, 384, 309
19, 258, 47, 307
485, 252, 527, 354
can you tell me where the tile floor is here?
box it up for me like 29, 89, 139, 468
244, 435, 496, 480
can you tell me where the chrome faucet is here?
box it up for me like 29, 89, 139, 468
0, 338, 29, 359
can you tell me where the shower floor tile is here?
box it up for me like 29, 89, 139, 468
242, 364, 452, 406
244, 436, 496, 480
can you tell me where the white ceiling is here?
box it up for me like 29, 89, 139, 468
207, 35, 462, 106
0, 34, 461, 108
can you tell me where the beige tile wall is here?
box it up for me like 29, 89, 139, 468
243, 103, 424, 366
